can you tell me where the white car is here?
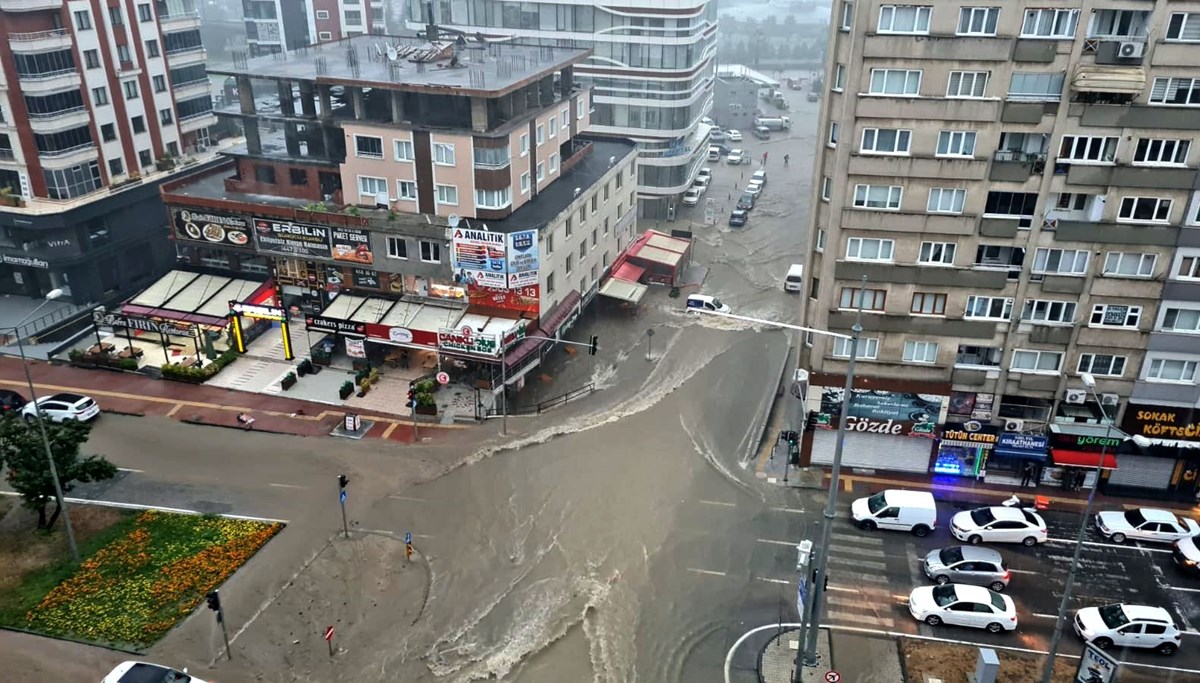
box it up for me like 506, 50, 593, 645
727, 129, 743, 142
950, 506, 1047, 547
752, 169, 767, 186
726, 149, 746, 165
681, 188, 701, 206
1096, 508, 1200, 544
701, 116, 714, 126
21, 392, 100, 423
745, 180, 764, 197
1074, 604, 1182, 655
696, 167, 712, 182
103, 661, 207, 683
693, 176, 710, 192
908, 584, 1017, 633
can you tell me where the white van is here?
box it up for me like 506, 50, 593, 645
784, 264, 804, 292
685, 293, 731, 314
707, 145, 722, 161
851, 489, 937, 537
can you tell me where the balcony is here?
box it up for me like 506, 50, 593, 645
1056, 220, 1179, 246
172, 78, 210, 100
951, 367, 992, 386
979, 217, 1020, 238
39, 143, 98, 169
840, 209, 976, 236
1076, 103, 1200, 131
1152, 42, 1197, 68
846, 154, 986, 181
989, 151, 1046, 182
159, 10, 202, 32
1012, 39, 1057, 63
1026, 324, 1073, 345
29, 107, 91, 135
1038, 275, 1085, 295
9, 28, 72, 53
856, 96, 999, 123
166, 47, 207, 67
179, 112, 217, 133
1091, 277, 1162, 300
828, 311, 999, 339
1001, 101, 1057, 123
0, 0, 61, 10
18, 69, 81, 96
862, 34, 1014, 62
833, 260, 1009, 289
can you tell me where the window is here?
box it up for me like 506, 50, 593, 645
519, 133, 529, 156
927, 188, 965, 214
146, 39, 159, 57
153, 75, 166, 93
536, 161, 545, 182
137, 149, 151, 169
1077, 354, 1126, 377
918, 241, 956, 265
1090, 304, 1141, 328
937, 130, 976, 157
815, 229, 826, 252
419, 240, 441, 263
568, 215, 576, 236
100, 123, 115, 141
74, 10, 92, 29
576, 95, 585, 119
92, 87, 109, 106
840, 1, 854, 30
84, 50, 100, 69
832, 337, 879, 359
1118, 197, 1172, 223
548, 114, 557, 138
965, 296, 1013, 320
318, 31, 332, 40
903, 341, 938, 363
289, 168, 307, 185
536, 124, 545, 146
868, 69, 921, 96
947, 71, 988, 98
435, 184, 458, 205
109, 6, 124, 25
108, 157, 124, 176
839, 287, 886, 310
1148, 358, 1199, 382
344, 10, 361, 23
122, 81, 138, 100
117, 44, 131, 64
159, 108, 172, 124
877, 5, 931, 33
1021, 299, 1077, 323
432, 142, 455, 165
1011, 350, 1063, 373
828, 122, 840, 146
131, 115, 145, 133
1032, 248, 1089, 275
475, 187, 512, 209
352, 135, 382, 159
316, 9, 329, 19
520, 172, 530, 194
985, 191, 1037, 216
1022, 8, 1079, 38
358, 175, 387, 196
1058, 136, 1118, 163
846, 237, 895, 261
833, 64, 847, 91
821, 176, 832, 201
1134, 138, 1189, 165
580, 241, 588, 260
1149, 78, 1200, 106
546, 234, 554, 255
1176, 255, 1200, 280
562, 108, 570, 129
956, 345, 1002, 367
860, 128, 911, 154
396, 180, 417, 201
254, 165, 275, 183
911, 292, 946, 315
1103, 252, 1156, 278
958, 7, 999, 35
853, 184, 902, 210
1008, 72, 1065, 100
393, 139, 413, 161
1162, 307, 1200, 333
550, 153, 559, 174
566, 253, 574, 275
387, 236, 408, 259
1167, 13, 1200, 42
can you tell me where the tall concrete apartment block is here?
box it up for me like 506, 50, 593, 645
243, 0, 390, 55
0, 0, 216, 305
403, 0, 717, 218
802, 1, 1200, 492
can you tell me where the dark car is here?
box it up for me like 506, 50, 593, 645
0, 389, 26, 415
728, 210, 748, 227
713, 143, 732, 156
1175, 537, 1200, 577
737, 192, 756, 211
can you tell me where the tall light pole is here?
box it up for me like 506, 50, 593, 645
1039, 372, 1113, 683
7, 289, 79, 563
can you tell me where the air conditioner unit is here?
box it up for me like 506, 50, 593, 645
1005, 419, 1025, 431
1100, 393, 1119, 406
1117, 41, 1144, 59
1065, 389, 1087, 405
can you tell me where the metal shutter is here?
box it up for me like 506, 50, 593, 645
810, 429, 933, 473
1106, 455, 1175, 490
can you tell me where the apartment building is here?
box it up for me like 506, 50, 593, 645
0, 0, 216, 308
243, 0, 390, 55
402, 0, 717, 218
801, 0, 1200, 499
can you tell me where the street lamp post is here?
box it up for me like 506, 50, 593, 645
1039, 372, 1114, 683
497, 334, 599, 437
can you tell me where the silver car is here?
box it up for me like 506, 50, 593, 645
923, 546, 1010, 592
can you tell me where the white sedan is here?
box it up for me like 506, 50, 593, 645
103, 661, 207, 683
726, 149, 746, 165
681, 188, 701, 206
1074, 604, 1182, 655
727, 129, 743, 142
21, 392, 100, 423
745, 180, 764, 197
951, 506, 1047, 547
908, 584, 1018, 633
1096, 508, 1200, 544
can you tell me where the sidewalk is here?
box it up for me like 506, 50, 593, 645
760, 628, 904, 683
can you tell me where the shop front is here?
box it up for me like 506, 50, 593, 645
437, 317, 536, 393
1116, 404, 1200, 502
983, 432, 1049, 486
302, 294, 456, 371
1047, 423, 1127, 490
933, 422, 999, 478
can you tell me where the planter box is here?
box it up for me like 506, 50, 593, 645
415, 403, 438, 416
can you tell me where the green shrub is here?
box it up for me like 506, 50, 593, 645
68, 349, 83, 362
338, 380, 354, 400
118, 358, 139, 371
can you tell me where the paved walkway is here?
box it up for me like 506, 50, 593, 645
761, 629, 903, 683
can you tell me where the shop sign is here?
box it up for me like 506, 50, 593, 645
1, 253, 50, 269
972, 393, 995, 421
304, 315, 366, 338
839, 415, 937, 438
813, 387, 944, 426
1122, 404, 1200, 443
364, 323, 438, 348
173, 209, 251, 247
466, 284, 540, 316
996, 433, 1049, 456
351, 268, 380, 289
230, 301, 286, 321
948, 391, 995, 421
506, 229, 539, 287
92, 310, 196, 338
438, 324, 502, 356
330, 227, 374, 266
451, 228, 507, 288
1050, 432, 1123, 452
253, 218, 332, 259
345, 338, 367, 358
943, 424, 1000, 445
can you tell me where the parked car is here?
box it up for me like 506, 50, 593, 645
950, 506, 1047, 546
851, 489, 937, 537
103, 661, 207, 683
696, 167, 712, 182
807, 91, 819, 102
21, 392, 100, 423
751, 169, 767, 186
745, 180, 764, 197
727, 149, 746, 165
1074, 604, 1182, 655
701, 116, 714, 126
710, 128, 728, 142
726, 129, 743, 142
923, 546, 1010, 591
0, 389, 27, 415
908, 584, 1018, 633
1173, 536, 1200, 577
707, 145, 722, 161
693, 176, 710, 192
681, 188, 701, 206
1096, 508, 1200, 544
728, 210, 748, 227
685, 294, 730, 314
737, 192, 756, 211
753, 126, 771, 140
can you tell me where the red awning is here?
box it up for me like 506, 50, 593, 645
613, 261, 646, 283
1051, 449, 1118, 470
539, 290, 581, 336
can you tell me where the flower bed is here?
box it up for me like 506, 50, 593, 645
17, 510, 282, 648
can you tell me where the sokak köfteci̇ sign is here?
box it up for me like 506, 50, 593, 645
253, 218, 331, 259
1122, 404, 1200, 442
174, 209, 251, 247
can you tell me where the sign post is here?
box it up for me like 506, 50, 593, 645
405, 531, 414, 560
324, 625, 335, 657
1074, 643, 1118, 683
645, 328, 655, 362
337, 474, 349, 538
206, 590, 232, 660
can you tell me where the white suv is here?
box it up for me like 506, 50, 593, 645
1074, 604, 1182, 655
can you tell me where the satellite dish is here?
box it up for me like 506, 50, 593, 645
386, 45, 398, 62
447, 213, 460, 228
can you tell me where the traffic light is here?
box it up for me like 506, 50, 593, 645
407, 388, 415, 404
338, 474, 349, 489
588, 335, 598, 356
206, 590, 221, 612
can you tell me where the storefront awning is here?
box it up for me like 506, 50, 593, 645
123, 270, 272, 328
1051, 449, 1118, 470
1072, 66, 1146, 94
614, 262, 645, 282
1133, 435, 1200, 450
540, 290, 581, 337
993, 447, 1048, 461
504, 327, 546, 370
598, 277, 648, 303
940, 439, 993, 449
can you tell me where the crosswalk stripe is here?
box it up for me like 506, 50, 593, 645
828, 556, 887, 571
829, 543, 888, 559
828, 571, 888, 585
826, 610, 895, 628
832, 530, 884, 546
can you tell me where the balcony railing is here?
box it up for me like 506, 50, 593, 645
29, 106, 86, 120
993, 150, 1047, 163
20, 68, 77, 81
40, 142, 95, 158
0, 149, 14, 160
10, 28, 70, 42
165, 45, 205, 56
159, 10, 200, 21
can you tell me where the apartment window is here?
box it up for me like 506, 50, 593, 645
815, 229, 826, 252
1008, 72, 1065, 100
386, 236, 408, 259
107, 158, 123, 177
576, 95, 585, 119
153, 75, 166, 93
561, 108, 570, 129
820, 176, 832, 201
137, 149, 151, 168
547, 272, 555, 294
1146, 358, 1198, 382
1077, 354, 1126, 377
83, 50, 100, 69
936, 130, 976, 157
579, 241, 588, 261
117, 44, 132, 64
146, 39, 159, 58
396, 180, 417, 201
435, 184, 458, 205
100, 124, 115, 142
956, 345, 1002, 367
550, 153, 559, 174
833, 64, 847, 91
828, 122, 840, 146
965, 296, 1013, 320
1011, 350, 1063, 373
566, 253, 574, 275
984, 191, 1037, 217
289, 169, 307, 185
591, 195, 598, 214
1167, 13, 1200, 42
927, 188, 965, 214
1103, 252, 1156, 278
108, 6, 123, 25
877, 5, 931, 33
860, 128, 911, 154
1032, 248, 1089, 275
846, 237, 895, 261
254, 165, 275, 183
853, 184, 902, 210
903, 341, 938, 364
536, 161, 545, 182
316, 9, 329, 19
393, 139, 414, 161
475, 187, 512, 209
548, 114, 557, 138
918, 241, 955, 265
1090, 304, 1141, 328
1149, 78, 1200, 106
519, 133, 529, 156
1021, 8, 1079, 38
1176, 255, 1200, 280
419, 240, 441, 263
546, 233, 554, 255
591, 228, 598, 248
567, 216, 575, 236
353, 135, 382, 159
958, 7, 999, 35
536, 124, 545, 146
839, 287, 887, 311
520, 172, 530, 194
832, 337, 879, 360
74, 10, 92, 29
159, 108, 172, 124
344, 10, 361, 23
1118, 196, 1172, 223
839, 1, 854, 30
1058, 135, 1118, 163
1021, 299, 1077, 323
947, 71, 988, 98
433, 142, 455, 165
358, 175, 387, 196
123, 81, 138, 100
318, 31, 332, 40
868, 69, 921, 96
92, 87, 109, 106
810, 276, 820, 299
1162, 307, 1200, 333
911, 292, 947, 315
1133, 139, 1189, 166
136, 3, 151, 23
131, 116, 146, 133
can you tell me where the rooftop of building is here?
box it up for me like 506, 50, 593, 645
208, 35, 591, 98
715, 64, 780, 88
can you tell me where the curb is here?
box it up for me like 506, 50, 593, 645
0, 624, 144, 656
756, 626, 802, 683
101, 408, 145, 417
179, 417, 314, 438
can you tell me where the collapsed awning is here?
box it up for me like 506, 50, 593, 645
598, 277, 648, 303
1072, 66, 1146, 94
613, 261, 645, 282
1051, 449, 1118, 470
539, 290, 581, 336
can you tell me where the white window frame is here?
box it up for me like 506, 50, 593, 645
833, 64, 847, 91
1160, 306, 1200, 333
936, 130, 976, 157
396, 180, 417, 201
1149, 77, 1200, 106
828, 121, 840, 147
393, 139, 414, 162
435, 184, 458, 206
1174, 253, 1200, 280
354, 134, 383, 159
860, 128, 911, 155
1102, 252, 1156, 278
815, 228, 826, 252
548, 114, 557, 138
821, 176, 832, 201
867, 69, 922, 96
832, 336, 879, 359
957, 7, 999, 36
549, 153, 560, 175
474, 187, 512, 210
1021, 8, 1079, 39
846, 237, 895, 261
877, 5, 931, 34
839, 1, 854, 31
927, 188, 966, 214
1118, 196, 1173, 223
1133, 138, 1190, 166
315, 9, 329, 19
561, 107, 570, 130
318, 31, 332, 41
419, 240, 441, 264
947, 71, 989, 98
432, 142, 455, 166
357, 175, 387, 197
1145, 357, 1199, 383
1010, 349, 1063, 374
386, 236, 407, 260
918, 241, 956, 266
903, 341, 938, 364
1058, 135, 1118, 164
852, 184, 903, 210
520, 172, 530, 195
536, 124, 545, 146
1166, 12, 1200, 42
519, 133, 529, 157
1032, 248, 1089, 275
964, 295, 1013, 320
1089, 304, 1142, 329
1077, 353, 1126, 377
536, 161, 545, 182
1021, 299, 1077, 324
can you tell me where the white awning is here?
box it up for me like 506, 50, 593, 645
1133, 435, 1200, 450
1072, 66, 1146, 94
598, 277, 648, 303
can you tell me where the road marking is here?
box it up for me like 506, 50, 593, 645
1007, 569, 1038, 575
1032, 613, 1059, 619
842, 478, 852, 492
832, 530, 883, 545
117, 467, 144, 473
268, 483, 306, 489
827, 611, 894, 627
771, 506, 805, 514
388, 495, 427, 502
828, 556, 886, 571
1167, 585, 1200, 594
1046, 537, 1172, 554
698, 499, 736, 508
826, 594, 867, 607
687, 567, 727, 577
165, 403, 183, 417
828, 543, 887, 559
758, 577, 791, 585
757, 538, 796, 547
380, 421, 400, 440
831, 571, 888, 585
0, 491, 289, 524
827, 585, 859, 593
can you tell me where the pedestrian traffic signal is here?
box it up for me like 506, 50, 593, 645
405, 542, 413, 560
588, 335, 598, 355
407, 388, 415, 403
338, 474, 349, 489
206, 590, 221, 612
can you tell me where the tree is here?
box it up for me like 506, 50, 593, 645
0, 418, 115, 530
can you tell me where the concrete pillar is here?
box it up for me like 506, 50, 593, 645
244, 123, 262, 155
391, 91, 406, 123
277, 80, 295, 116
237, 76, 256, 115
318, 84, 333, 119
352, 87, 365, 120
299, 81, 317, 116
539, 76, 554, 105
470, 97, 488, 132
496, 92, 513, 120
320, 127, 335, 161
513, 87, 529, 117
284, 122, 302, 156
560, 66, 574, 98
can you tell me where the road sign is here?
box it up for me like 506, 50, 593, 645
824, 671, 841, 683
405, 531, 412, 544
339, 490, 347, 504
436, 371, 449, 385
796, 577, 809, 615
324, 626, 335, 641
